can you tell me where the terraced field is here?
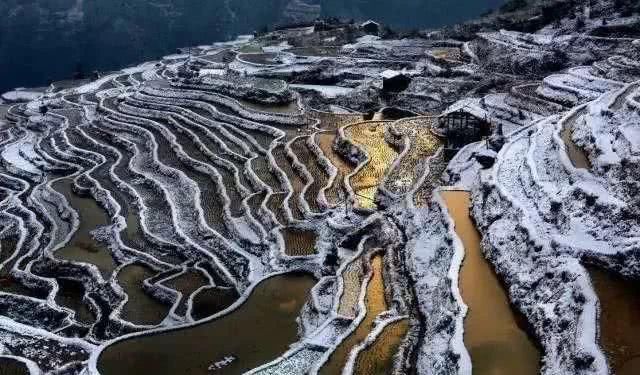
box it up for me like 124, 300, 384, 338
1, 13, 640, 375
0, 40, 425, 373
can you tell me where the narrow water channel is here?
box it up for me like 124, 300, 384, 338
319, 255, 388, 375
588, 267, 640, 375
441, 191, 540, 374
117, 264, 168, 326
98, 273, 315, 375
561, 114, 591, 169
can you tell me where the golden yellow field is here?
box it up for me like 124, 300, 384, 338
345, 121, 397, 209
385, 117, 443, 195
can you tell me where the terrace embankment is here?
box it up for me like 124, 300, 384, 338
588, 267, 640, 375
319, 255, 392, 374
441, 191, 540, 374
317, 130, 354, 205
0, 236, 45, 299
97, 273, 315, 375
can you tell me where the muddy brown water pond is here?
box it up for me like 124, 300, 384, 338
191, 286, 239, 321
117, 264, 168, 326
162, 270, 209, 316
441, 191, 540, 374
98, 273, 316, 375
0, 358, 30, 375
53, 178, 116, 279
281, 227, 317, 256
562, 114, 591, 169
320, 255, 390, 375
589, 267, 640, 375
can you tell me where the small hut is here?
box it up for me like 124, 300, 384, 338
439, 109, 492, 159
360, 20, 380, 35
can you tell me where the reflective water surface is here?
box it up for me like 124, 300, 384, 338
589, 267, 640, 375
53, 178, 115, 278
98, 273, 315, 375
441, 191, 540, 374
562, 115, 591, 169
116, 264, 168, 326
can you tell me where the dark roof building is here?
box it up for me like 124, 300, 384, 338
360, 20, 380, 35
438, 109, 492, 159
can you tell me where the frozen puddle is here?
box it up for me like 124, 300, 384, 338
97, 273, 315, 374
441, 191, 540, 374
588, 267, 640, 375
